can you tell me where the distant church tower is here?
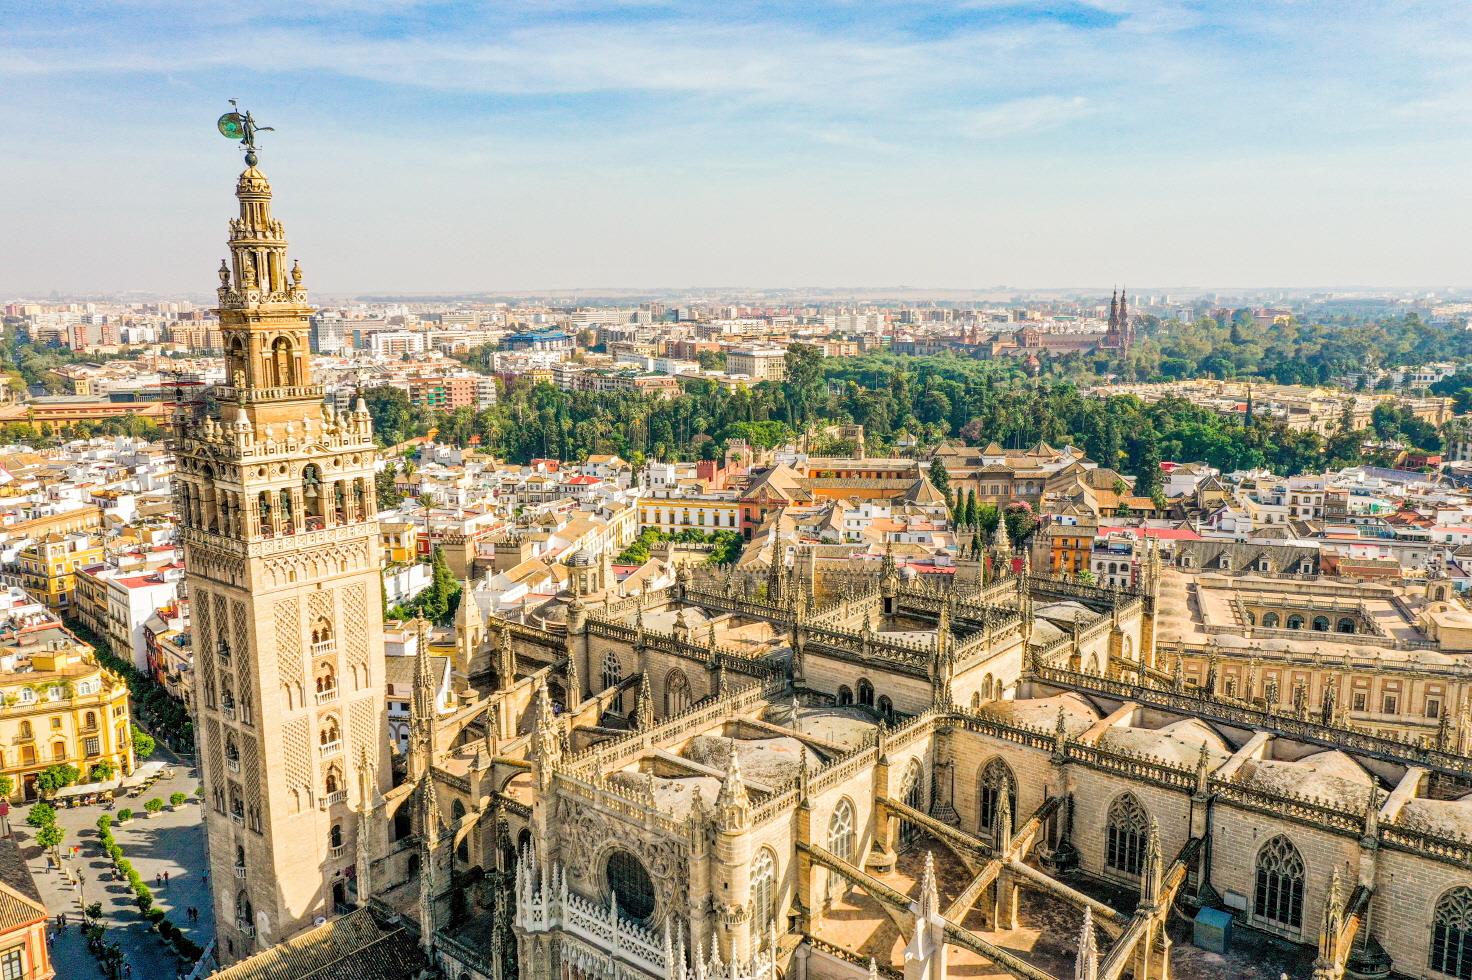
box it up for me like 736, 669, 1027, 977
174, 143, 391, 964
1103, 288, 1132, 352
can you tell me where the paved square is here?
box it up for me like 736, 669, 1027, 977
13, 750, 213, 980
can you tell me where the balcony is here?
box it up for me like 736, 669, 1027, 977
319, 740, 342, 757
230, 811, 245, 825
320, 790, 347, 809
315, 687, 338, 705
238, 923, 256, 939
233, 865, 247, 880
311, 640, 336, 658
221, 703, 236, 721
226, 757, 241, 774
329, 844, 347, 860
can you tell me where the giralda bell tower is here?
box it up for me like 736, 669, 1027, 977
175, 116, 391, 964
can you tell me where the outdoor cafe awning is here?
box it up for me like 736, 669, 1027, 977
118, 760, 167, 788
54, 778, 121, 799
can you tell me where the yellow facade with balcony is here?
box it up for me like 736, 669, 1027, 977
0, 647, 135, 802
16, 533, 105, 614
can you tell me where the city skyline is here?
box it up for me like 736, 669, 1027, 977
5, 1, 1472, 295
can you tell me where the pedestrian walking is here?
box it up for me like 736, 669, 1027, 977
164, 870, 169, 885
156, 873, 162, 887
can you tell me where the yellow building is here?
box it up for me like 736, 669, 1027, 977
16, 532, 104, 614
379, 520, 418, 565
0, 621, 135, 802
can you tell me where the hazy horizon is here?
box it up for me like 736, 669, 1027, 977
5, 1, 1472, 296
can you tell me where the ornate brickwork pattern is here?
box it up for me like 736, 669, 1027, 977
343, 583, 369, 681
205, 717, 225, 797
282, 716, 313, 810
194, 590, 214, 657
214, 593, 232, 658
349, 699, 375, 764
242, 733, 262, 824
232, 599, 251, 670
308, 588, 333, 634
275, 596, 304, 694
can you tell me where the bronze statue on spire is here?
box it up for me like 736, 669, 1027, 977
217, 100, 275, 165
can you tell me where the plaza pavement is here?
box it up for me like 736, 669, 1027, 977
12, 745, 214, 980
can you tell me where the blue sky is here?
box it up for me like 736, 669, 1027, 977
4, 1, 1471, 295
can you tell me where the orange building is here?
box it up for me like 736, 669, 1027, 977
0, 840, 53, 980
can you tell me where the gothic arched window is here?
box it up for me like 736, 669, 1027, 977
329, 824, 343, 849
900, 760, 925, 847
751, 848, 777, 942
978, 758, 1017, 836
828, 799, 856, 863
602, 651, 622, 691
1431, 887, 1472, 979
665, 669, 692, 716
236, 892, 253, 929
1105, 794, 1149, 877
857, 678, 875, 708
1253, 835, 1305, 932
837, 686, 854, 706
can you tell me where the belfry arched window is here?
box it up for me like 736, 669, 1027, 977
1312, 616, 1330, 632
1105, 793, 1149, 877
751, 849, 777, 942
828, 799, 856, 863
1431, 887, 1472, 979
1286, 615, 1304, 630
978, 758, 1017, 836
1253, 835, 1305, 932
1262, 612, 1280, 628
270, 336, 295, 388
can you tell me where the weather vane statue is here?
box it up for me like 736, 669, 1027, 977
216, 99, 274, 166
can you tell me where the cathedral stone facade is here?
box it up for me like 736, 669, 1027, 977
191, 155, 1472, 980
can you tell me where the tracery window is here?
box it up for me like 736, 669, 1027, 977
665, 669, 692, 715
1432, 887, 1472, 979
978, 758, 1017, 836
900, 760, 925, 847
1105, 794, 1148, 876
606, 850, 656, 923
857, 678, 875, 708
1253, 835, 1305, 931
828, 799, 856, 863
602, 652, 622, 691
751, 848, 777, 942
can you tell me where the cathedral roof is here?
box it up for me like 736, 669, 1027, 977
210, 906, 428, 980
